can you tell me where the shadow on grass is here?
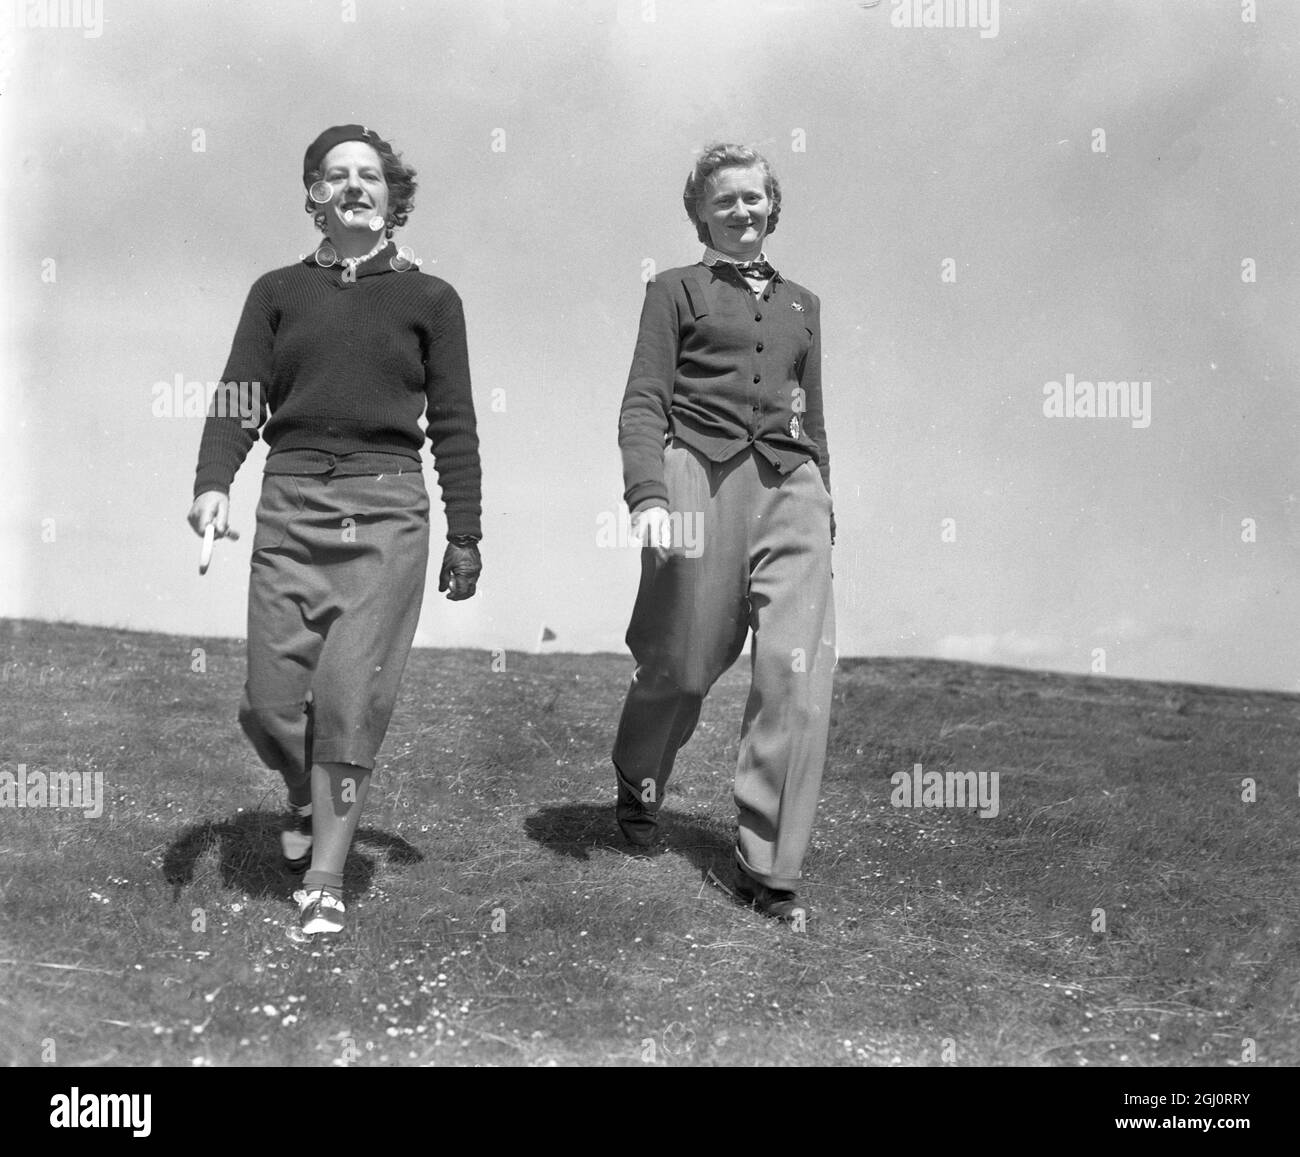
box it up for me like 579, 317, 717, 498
162, 812, 423, 904
523, 803, 735, 880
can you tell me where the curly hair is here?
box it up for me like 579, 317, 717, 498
304, 137, 417, 241
682, 142, 782, 245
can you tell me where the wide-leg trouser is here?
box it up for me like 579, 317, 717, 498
612, 442, 836, 890
238, 471, 430, 783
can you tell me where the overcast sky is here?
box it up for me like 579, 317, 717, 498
2, 0, 1297, 691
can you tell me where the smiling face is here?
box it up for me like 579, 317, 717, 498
700, 165, 770, 260
318, 141, 389, 235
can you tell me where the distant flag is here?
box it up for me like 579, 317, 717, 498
537, 625, 557, 652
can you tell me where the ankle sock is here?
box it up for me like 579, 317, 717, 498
302, 870, 343, 898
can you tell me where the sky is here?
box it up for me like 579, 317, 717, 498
1, 0, 1297, 692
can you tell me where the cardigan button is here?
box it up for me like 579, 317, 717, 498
756, 342, 764, 352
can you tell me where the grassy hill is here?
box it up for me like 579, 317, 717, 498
1, 618, 1297, 1066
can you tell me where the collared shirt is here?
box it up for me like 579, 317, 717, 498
618, 262, 830, 514
702, 245, 772, 293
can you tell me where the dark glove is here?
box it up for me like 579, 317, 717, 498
439, 536, 481, 601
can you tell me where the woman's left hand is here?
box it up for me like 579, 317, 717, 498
439, 539, 481, 600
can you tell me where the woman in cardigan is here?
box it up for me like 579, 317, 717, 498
188, 125, 482, 939
613, 142, 836, 924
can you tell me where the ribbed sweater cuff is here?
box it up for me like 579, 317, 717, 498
194, 471, 233, 499
624, 481, 668, 513
444, 511, 482, 540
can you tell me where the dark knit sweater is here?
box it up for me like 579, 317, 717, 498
193, 242, 481, 539
618, 263, 830, 514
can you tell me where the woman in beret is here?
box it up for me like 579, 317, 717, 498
188, 125, 482, 939
613, 142, 836, 924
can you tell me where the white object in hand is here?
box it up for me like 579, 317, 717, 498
634, 506, 673, 551
199, 523, 216, 575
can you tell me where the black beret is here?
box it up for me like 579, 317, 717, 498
302, 124, 388, 187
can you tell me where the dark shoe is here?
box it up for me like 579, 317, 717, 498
734, 869, 808, 923
614, 770, 660, 847
281, 802, 312, 874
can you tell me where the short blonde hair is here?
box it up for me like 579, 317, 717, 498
682, 142, 782, 245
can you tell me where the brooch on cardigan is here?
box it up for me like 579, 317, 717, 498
791, 301, 805, 311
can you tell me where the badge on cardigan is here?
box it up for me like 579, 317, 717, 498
791, 301, 805, 311
789, 415, 801, 439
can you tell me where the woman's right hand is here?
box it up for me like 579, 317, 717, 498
630, 505, 672, 559
187, 491, 240, 540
